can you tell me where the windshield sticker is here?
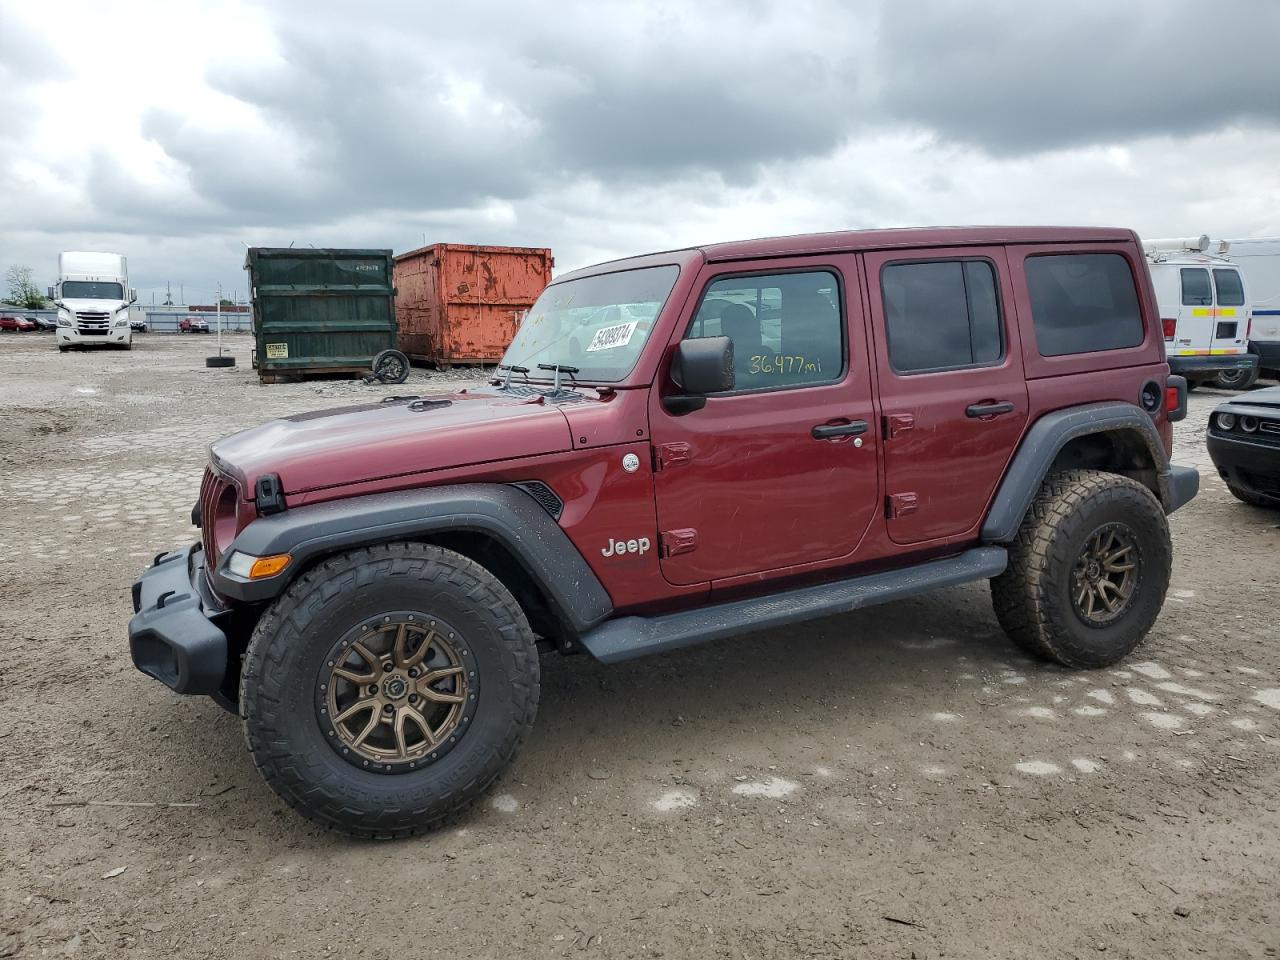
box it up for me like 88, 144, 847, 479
586, 321, 638, 352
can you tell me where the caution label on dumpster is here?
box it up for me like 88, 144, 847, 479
265, 342, 288, 359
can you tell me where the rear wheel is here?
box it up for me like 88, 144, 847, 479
991, 470, 1171, 669
240, 542, 538, 838
1213, 364, 1258, 391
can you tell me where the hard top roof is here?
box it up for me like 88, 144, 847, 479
555, 225, 1136, 282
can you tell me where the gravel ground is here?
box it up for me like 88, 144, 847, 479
0, 333, 1277, 960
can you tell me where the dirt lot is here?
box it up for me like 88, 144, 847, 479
0, 332, 1277, 959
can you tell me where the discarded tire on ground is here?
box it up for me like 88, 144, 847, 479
371, 348, 410, 384
206, 355, 236, 368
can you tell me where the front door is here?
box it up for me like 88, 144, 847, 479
863, 247, 1029, 545
649, 259, 880, 586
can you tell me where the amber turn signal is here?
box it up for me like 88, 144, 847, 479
247, 554, 291, 579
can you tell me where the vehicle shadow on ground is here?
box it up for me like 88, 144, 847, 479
141, 582, 1038, 845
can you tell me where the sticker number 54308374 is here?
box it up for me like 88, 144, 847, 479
586, 321, 638, 352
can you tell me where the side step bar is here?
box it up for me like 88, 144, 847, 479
580, 547, 1008, 663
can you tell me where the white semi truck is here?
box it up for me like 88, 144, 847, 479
51, 251, 135, 351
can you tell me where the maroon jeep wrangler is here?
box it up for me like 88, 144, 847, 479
130, 226, 1197, 837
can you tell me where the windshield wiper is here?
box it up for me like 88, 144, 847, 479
495, 363, 530, 390
537, 362, 579, 393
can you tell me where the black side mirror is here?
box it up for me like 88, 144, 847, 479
665, 336, 734, 414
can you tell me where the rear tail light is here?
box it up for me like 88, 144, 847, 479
1161, 318, 1176, 340
1165, 375, 1188, 423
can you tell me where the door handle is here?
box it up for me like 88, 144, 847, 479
812, 420, 869, 440
965, 401, 1015, 419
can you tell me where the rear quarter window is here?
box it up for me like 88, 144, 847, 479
1025, 253, 1144, 357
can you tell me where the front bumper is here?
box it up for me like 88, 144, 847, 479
129, 544, 228, 695
1167, 464, 1199, 513
1168, 353, 1258, 380
57, 327, 130, 345
1207, 433, 1280, 503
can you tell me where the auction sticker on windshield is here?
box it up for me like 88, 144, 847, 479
586, 321, 638, 352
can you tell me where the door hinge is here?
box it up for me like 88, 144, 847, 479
655, 441, 692, 470
887, 492, 919, 519
660, 528, 698, 557
884, 413, 914, 439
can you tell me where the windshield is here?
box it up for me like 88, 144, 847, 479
62, 280, 124, 300
499, 265, 680, 382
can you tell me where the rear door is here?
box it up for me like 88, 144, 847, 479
1210, 266, 1249, 355
864, 247, 1029, 545
1174, 265, 1214, 357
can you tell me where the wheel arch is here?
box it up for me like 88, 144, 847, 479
212, 483, 613, 641
983, 403, 1177, 543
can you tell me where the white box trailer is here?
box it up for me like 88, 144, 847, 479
1215, 237, 1280, 385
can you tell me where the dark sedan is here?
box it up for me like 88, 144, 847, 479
1207, 386, 1280, 507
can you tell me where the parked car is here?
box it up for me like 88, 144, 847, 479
0, 315, 37, 332
179, 317, 210, 333
30, 315, 57, 332
130, 319, 148, 332
129, 225, 1198, 838
1144, 236, 1256, 391
1206, 387, 1280, 506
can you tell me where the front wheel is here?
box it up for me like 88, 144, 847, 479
991, 470, 1171, 669
239, 542, 539, 838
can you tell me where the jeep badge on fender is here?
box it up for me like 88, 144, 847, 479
601, 536, 651, 557
127, 225, 1197, 838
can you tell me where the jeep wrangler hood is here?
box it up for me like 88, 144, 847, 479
210, 391, 573, 494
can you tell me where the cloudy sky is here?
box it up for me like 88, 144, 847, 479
2, 0, 1279, 305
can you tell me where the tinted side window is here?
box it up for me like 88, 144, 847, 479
1025, 254, 1144, 357
882, 260, 1003, 373
687, 271, 842, 390
1213, 269, 1245, 307
1180, 268, 1212, 306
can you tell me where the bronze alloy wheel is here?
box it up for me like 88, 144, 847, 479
318, 612, 479, 773
1071, 522, 1141, 626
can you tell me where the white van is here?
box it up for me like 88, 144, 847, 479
1210, 237, 1280, 388
1144, 236, 1256, 389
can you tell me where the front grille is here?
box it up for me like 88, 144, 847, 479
198, 467, 238, 568
511, 480, 563, 519
76, 311, 111, 335
1260, 421, 1280, 436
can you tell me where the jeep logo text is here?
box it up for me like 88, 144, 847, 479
601, 536, 650, 557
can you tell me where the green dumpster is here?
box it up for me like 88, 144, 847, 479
245, 248, 398, 382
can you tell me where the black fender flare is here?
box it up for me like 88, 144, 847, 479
211, 483, 613, 635
981, 402, 1194, 543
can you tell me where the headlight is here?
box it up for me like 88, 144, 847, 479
114, 318, 129, 327
1240, 416, 1259, 433
57, 315, 72, 327
1217, 412, 1236, 430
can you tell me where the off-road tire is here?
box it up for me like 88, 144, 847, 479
1227, 484, 1276, 508
991, 469, 1171, 669
240, 542, 538, 838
